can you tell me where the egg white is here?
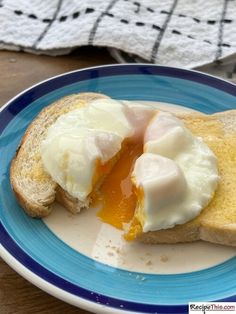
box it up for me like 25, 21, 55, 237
133, 111, 219, 231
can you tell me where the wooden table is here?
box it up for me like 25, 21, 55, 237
0, 47, 114, 314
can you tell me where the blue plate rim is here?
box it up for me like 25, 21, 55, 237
0, 64, 236, 313
1, 63, 236, 135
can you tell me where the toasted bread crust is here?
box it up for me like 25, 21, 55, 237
11, 155, 54, 217
200, 222, 236, 247
136, 221, 200, 244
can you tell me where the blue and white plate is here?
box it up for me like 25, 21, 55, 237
1, 65, 236, 314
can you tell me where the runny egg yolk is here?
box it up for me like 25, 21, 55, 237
92, 158, 115, 188
95, 143, 143, 229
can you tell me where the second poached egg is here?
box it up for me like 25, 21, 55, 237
131, 111, 219, 232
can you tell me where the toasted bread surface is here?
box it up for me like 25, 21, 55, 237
129, 110, 236, 246
10, 92, 109, 217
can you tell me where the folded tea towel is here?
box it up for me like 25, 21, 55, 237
0, 0, 236, 68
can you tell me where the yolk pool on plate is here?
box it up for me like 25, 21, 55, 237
95, 143, 143, 229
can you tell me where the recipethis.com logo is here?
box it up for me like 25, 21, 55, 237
189, 302, 236, 314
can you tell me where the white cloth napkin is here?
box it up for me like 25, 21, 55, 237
0, 0, 236, 69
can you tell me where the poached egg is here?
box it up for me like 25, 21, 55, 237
130, 111, 219, 233
41, 99, 153, 202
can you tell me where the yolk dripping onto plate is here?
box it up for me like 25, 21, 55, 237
95, 143, 143, 229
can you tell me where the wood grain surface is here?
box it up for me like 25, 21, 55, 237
0, 47, 114, 314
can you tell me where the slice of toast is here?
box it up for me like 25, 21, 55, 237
126, 110, 236, 247
10, 93, 109, 217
